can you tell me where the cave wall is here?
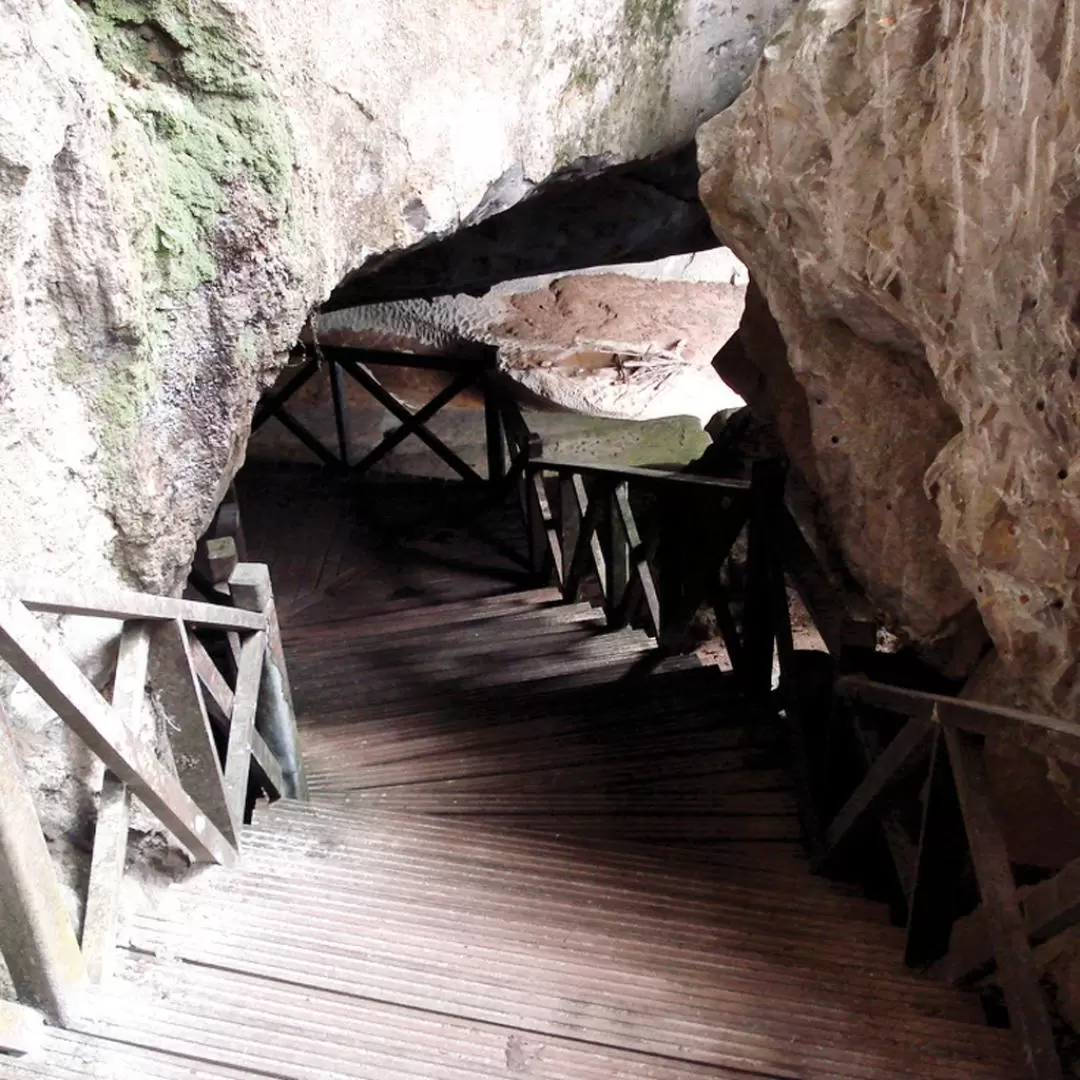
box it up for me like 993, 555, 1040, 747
697, 0, 1080, 714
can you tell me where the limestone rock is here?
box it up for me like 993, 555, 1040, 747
315, 251, 747, 427
698, 0, 1080, 710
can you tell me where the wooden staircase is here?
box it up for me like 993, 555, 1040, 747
0, 583, 1024, 1080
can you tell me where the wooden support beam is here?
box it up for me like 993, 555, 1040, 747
527, 470, 561, 583
946, 851, 1080, 986
836, 675, 1080, 768
81, 774, 128, 986
314, 344, 497, 373
349, 369, 478, 478
848, 707, 918, 908
187, 635, 283, 801
0, 699, 88, 1025
613, 484, 661, 638
814, 715, 933, 873
945, 727, 1062, 1080
223, 631, 267, 827
742, 461, 783, 696
905, 726, 966, 969
0, 592, 235, 867
17, 583, 264, 632
559, 474, 580, 600
564, 477, 607, 604
81, 621, 147, 985
229, 564, 308, 801
483, 380, 507, 486
604, 482, 630, 625
337, 357, 483, 484
328, 360, 351, 467
251, 356, 318, 431
268, 403, 343, 470
149, 620, 238, 846
531, 456, 751, 493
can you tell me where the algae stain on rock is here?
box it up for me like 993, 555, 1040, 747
557, 0, 680, 164
78, 0, 293, 297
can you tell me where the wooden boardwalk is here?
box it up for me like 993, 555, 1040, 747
0, 468, 1023, 1079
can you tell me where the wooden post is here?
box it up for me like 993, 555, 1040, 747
0, 701, 88, 1024
81, 621, 147, 984
228, 564, 308, 801
223, 631, 268, 826
560, 475, 579, 602
328, 359, 350, 467
0, 1001, 44, 1056
0, 592, 236, 867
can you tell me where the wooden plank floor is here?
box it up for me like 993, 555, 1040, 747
0, 469, 1024, 1079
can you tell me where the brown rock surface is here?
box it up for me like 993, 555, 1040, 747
698, 0, 1080, 710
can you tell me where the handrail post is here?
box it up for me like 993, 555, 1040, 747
743, 459, 786, 696
228, 564, 308, 801
483, 377, 506, 487
0, 701, 88, 1025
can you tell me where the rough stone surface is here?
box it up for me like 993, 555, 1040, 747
316, 251, 747, 425
698, 0, 1080, 713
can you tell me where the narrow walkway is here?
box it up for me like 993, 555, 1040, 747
0, 471, 1022, 1079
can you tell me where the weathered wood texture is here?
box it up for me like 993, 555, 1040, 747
944, 728, 1061, 1080
229, 564, 307, 801
0, 1001, 44, 1057
223, 631, 268, 827
815, 716, 933, 871
81, 775, 129, 986
0, 593, 236, 867
837, 675, 1080, 766
16, 584, 264, 632
0, 700, 87, 1024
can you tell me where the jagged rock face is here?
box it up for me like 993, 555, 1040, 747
1, 0, 796, 596
698, 0, 1080, 708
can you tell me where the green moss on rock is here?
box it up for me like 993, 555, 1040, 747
79, 0, 292, 295
558, 0, 681, 163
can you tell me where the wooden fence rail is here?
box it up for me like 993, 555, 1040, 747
0, 565, 302, 1034
801, 675, 1079, 1080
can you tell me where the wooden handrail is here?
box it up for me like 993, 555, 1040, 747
835, 674, 1080, 766
16, 583, 265, 632
530, 456, 751, 493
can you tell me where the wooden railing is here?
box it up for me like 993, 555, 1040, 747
486, 386, 795, 693
803, 674, 1080, 1080
253, 343, 500, 482
0, 565, 304, 1035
